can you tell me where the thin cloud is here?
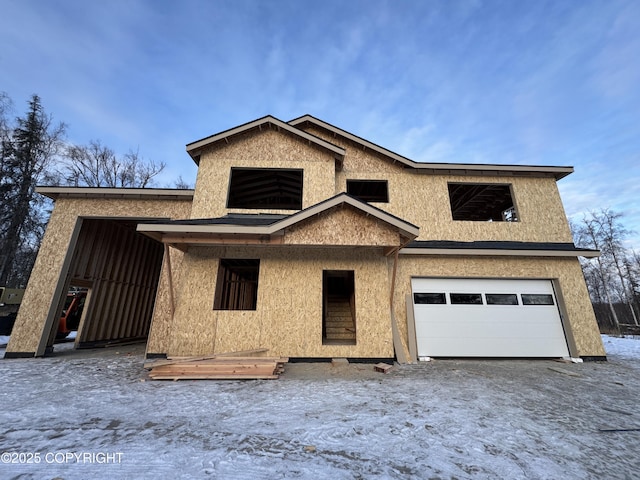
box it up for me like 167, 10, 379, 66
1, 0, 638, 247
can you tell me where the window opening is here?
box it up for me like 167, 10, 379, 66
346, 180, 389, 203
448, 183, 518, 221
450, 293, 483, 305
214, 259, 260, 310
521, 294, 554, 306
227, 168, 303, 210
485, 294, 519, 305
414, 293, 447, 304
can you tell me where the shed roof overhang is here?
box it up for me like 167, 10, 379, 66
289, 115, 573, 180
186, 115, 346, 166
400, 240, 600, 258
36, 186, 195, 201
137, 193, 419, 252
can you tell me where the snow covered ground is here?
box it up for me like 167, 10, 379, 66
0, 335, 639, 479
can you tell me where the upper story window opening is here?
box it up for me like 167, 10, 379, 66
227, 168, 303, 210
448, 183, 518, 222
346, 180, 389, 203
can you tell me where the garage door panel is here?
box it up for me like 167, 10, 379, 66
412, 278, 569, 358
419, 337, 568, 357
416, 319, 563, 341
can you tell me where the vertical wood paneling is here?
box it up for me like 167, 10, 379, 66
67, 219, 163, 345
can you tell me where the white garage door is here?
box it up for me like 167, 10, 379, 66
412, 278, 570, 358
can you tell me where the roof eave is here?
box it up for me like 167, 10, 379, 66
289, 114, 573, 180
36, 186, 195, 201
137, 193, 420, 244
186, 115, 346, 165
399, 247, 600, 258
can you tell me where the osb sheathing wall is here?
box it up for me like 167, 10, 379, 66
191, 128, 337, 218
7, 197, 192, 354
160, 247, 394, 358
392, 255, 606, 358
303, 126, 574, 243
283, 206, 401, 246
145, 248, 185, 355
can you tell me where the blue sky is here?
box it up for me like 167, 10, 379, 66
1, 0, 639, 247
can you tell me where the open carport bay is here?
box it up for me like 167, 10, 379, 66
0, 336, 639, 479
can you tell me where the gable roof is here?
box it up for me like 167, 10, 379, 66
137, 193, 419, 249
186, 115, 346, 165
289, 114, 574, 180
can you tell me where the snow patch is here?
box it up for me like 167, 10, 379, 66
0, 335, 638, 478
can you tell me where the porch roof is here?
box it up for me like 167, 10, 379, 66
137, 193, 419, 252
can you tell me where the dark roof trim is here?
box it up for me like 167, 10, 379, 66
137, 193, 420, 240
150, 213, 287, 227
400, 240, 600, 258
36, 186, 195, 201
186, 115, 346, 165
289, 114, 573, 180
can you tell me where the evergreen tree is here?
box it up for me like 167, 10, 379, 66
0, 94, 65, 286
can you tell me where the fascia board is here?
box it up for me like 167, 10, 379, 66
36, 186, 195, 200
266, 194, 419, 238
399, 248, 601, 258
186, 115, 345, 161
289, 115, 573, 180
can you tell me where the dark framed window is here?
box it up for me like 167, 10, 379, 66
414, 293, 447, 304
346, 180, 389, 203
213, 259, 260, 310
448, 183, 518, 222
521, 294, 554, 306
450, 293, 483, 305
485, 294, 519, 305
227, 168, 303, 210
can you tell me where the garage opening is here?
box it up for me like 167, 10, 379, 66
322, 270, 356, 345
46, 218, 164, 353
411, 278, 570, 358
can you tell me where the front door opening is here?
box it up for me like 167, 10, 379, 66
323, 270, 356, 345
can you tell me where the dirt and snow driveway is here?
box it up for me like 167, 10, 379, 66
1, 336, 639, 479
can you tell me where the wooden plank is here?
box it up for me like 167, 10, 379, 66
374, 362, 393, 373
151, 362, 279, 370
390, 307, 408, 364
144, 353, 220, 369
151, 370, 277, 377
168, 348, 269, 359
389, 250, 409, 364
178, 356, 286, 363
164, 244, 175, 317
145, 352, 285, 369
155, 363, 284, 370
150, 375, 279, 381
405, 294, 418, 363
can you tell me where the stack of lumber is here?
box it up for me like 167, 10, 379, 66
145, 351, 287, 380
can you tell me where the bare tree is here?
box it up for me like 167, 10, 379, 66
598, 210, 638, 325
172, 175, 193, 189
61, 141, 165, 188
573, 209, 639, 330
574, 213, 621, 330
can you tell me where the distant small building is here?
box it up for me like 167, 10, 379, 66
6, 115, 605, 361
